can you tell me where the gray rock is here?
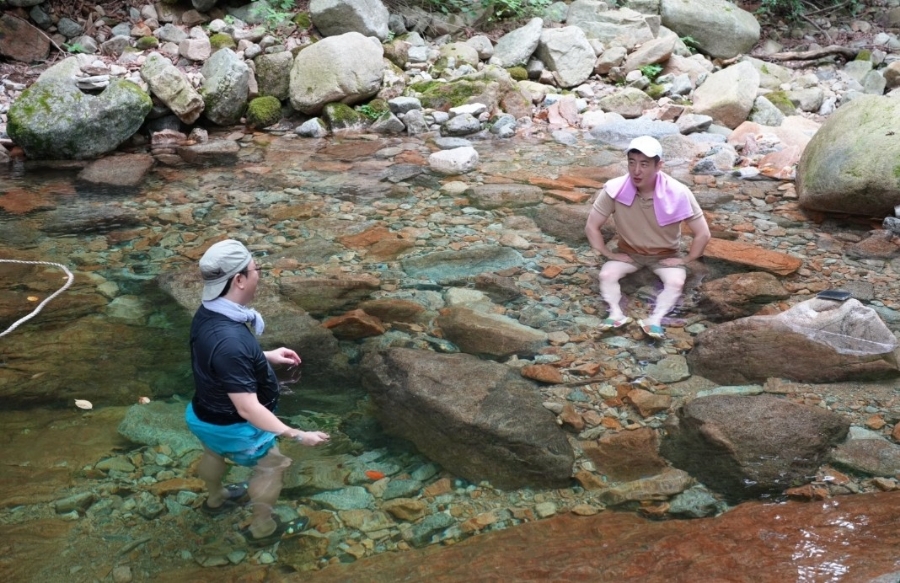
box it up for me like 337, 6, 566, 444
831, 427, 900, 477
177, 140, 241, 165
382, 478, 422, 500
200, 48, 250, 125
289, 32, 384, 115
310, 0, 390, 41
388, 96, 422, 114
401, 244, 523, 283
492, 17, 543, 67
403, 109, 429, 135
371, 111, 406, 134
660, 0, 760, 59
441, 113, 482, 136
100, 35, 132, 58
54, 492, 96, 513
57, 17, 84, 39
433, 137, 472, 149
688, 298, 900, 384
661, 394, 849, 501
436, 306, 548, 358
536, 27, 595, 88
254, 51, 293, 101
296, 117, 328, 137
597, 86, 656, 118
798, 95, 900, 216
140, 52, 205, 124
589, 118, 680, 148
118, 401, 202, 457
749, 95, 785, 127
691, 60, 760, 128
428, 146, 479, 175
408, 512, 454, 547
468, 183, 544, 210
310, 486, 375, 510
668, 486, 725, 518
360, 348, 574, 489
7, 57, 151, 160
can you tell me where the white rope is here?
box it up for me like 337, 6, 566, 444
0, 259, 75, 338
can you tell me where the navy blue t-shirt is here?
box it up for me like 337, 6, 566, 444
190, 305, 280, 425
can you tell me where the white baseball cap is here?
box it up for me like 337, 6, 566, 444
626, 136, 663, 159
198, 239, 252, 301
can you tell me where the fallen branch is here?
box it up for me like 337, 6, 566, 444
761, 45, 859, 62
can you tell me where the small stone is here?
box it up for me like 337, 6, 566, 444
534, 501, 557, 518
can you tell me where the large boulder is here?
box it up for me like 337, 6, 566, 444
360, 348, 575, 489
567, 4, 654, 49
688, 298, 900, 384
8, 58, 151, 160
140, 52, 205, 124
289, 32, 384, 115
436, 306, 548, 359
492, 17, 543, 67
536, 27, 595, 88
200, 48, 250, 125
697, 272, 791, 321
797, 95, 900, 217
690, 60, 760, 129
660, 0, 760, 60
660, 395, 849, 501
254, 51, 294, 101
310, 0, 390, 41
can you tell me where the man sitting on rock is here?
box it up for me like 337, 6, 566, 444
584, 136, 711, 339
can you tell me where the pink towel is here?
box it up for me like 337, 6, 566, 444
605, 172, 695, 227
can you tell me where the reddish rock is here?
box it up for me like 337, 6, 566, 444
356, 298, 426, 324
784, 484, 829, 500
147, 477, 204, 497
624, 389, 672, 417
520, 364, 563, 384
422, 477, 453, 498
338, 226, 415, 260
155, 491, 900, 582
846, 232, 900, 260
704, 238, 802, 276
581, 427, 668, 482
0, 14, 51, 63
573, 469, 606, 491
322, 309, 385, 340
558, 403, 585, 432
892, 422, 900, 442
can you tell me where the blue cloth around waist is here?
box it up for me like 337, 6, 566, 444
185, 403, 276, 466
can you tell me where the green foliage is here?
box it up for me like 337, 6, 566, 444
62, 42, 87, 54
293, 11, 311, 28
483, 0, 552, 20
356, 104, 382, 120
251, 0, 296, 27
639, 63, 663, 81
680, 36, 700, 54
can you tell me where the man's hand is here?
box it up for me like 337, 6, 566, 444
296, 431, 330, 446
264, 348, 301, 366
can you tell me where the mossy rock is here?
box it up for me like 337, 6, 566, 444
294, 12, 311, 29
765, 90, 796, 115
645, 83, 667, 100
209, 33, 236, 51
409, 79, 484, 110
855, 49, 872, 62
506, 67, 528, 81
246, 95, 283, 128
323, 102, 365, 131
135, 36, 158, 50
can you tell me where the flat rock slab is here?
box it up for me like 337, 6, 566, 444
704, 237, 802, 275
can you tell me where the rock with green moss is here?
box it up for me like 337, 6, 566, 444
209, 33, 236, 51
7, 57, 151, 160
289, 32, 384, 115
141, 52, 205, 124
323, 102, 367, 131
764, 90, 797, 116
410, 66, 533, 119
255, 51, 293, 101
246, 96, 283, 128
135, 36, 159, 50
798, 95, 900, 217
507, 67, 528, 81
294, 12, 311, 29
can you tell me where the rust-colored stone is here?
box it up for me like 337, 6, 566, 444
422, 477, 453, 498
704, 237, 802, 276
321, 309, 385, 340
147, 477, 204, 497
558, 404, 585, 432
581, 428, 668, 482
520, 364, 563, 384
624, 388, 672, 417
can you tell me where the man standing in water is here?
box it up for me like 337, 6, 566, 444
584, 137, 711, 339
185, 239, 330, 546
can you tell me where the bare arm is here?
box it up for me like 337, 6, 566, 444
263, 347, 300, 366
660, 214, 712, 266
585, 208, 632, 263
229, 392, 329, 445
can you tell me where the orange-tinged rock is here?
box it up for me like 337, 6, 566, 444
147, 477, 204, 496
600, 416, 623, 430
321, 309, 385, 340
573, 469, 606, 491
866, 414, 886, 430
785, 484, 830, 500
541, 265, 564, 279
704, 237, 803, 276
545, 189, 592, 203
624, 389, 672, 417
520, 364, 563, 384
558, 403, 585, 432
422, 477, 453, 498
892, 422, 900, 442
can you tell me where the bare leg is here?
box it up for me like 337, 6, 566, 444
647, 267, 686, 327
599, 260, 640, 320
197, 447, 230, 507
247, 445, 292, 539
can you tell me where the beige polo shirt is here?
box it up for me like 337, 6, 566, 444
592, 187, 703, 256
